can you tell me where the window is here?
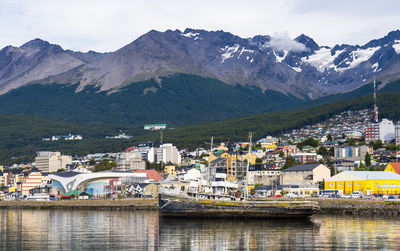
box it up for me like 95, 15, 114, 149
376, 183, 380, 186
392, 183, 395, 186
356, 183, 360, 186
338, 183, 342, 187
330, 184, 334, 187
347, 183, 351, 186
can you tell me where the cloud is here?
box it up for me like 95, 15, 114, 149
268, 33, 306, 52
0, 0, 399, 52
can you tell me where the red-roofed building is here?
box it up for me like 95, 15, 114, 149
133, 169, 163, 181
124, 146, 138, 152
385, 162, 400, 175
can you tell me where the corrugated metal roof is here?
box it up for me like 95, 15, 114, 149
327, 171, 400, 181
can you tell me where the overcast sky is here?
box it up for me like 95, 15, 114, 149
0, 0, 399, 52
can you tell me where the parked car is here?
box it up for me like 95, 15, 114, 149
350, 191, 364, 199
341, 194, 351, 198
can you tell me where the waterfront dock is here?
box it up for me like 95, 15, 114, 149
0, 198, 158, 210
1, 198, 400, 216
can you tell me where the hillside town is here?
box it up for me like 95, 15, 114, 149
2, 108, 400, 201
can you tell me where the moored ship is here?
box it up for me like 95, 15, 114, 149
158, 133, 320, 218
158, 190, 320, 218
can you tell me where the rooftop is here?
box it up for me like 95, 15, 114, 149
282, 164, 321, 172
328, 171, 400, 181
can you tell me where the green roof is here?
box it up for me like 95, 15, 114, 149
63, 190, 80, 196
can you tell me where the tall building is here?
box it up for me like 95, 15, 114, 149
365, 123, 379, 143
35, 152, 72, 173
116, 151, 146, 171
396, 121, 400, 146
157, 143, 181, 164
379, 118, 395, 143
137, 143, 158, 163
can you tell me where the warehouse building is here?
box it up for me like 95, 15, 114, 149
325, 171, 400, 195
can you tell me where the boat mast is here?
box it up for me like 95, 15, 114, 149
244, 132, 252, 200
208, 136, 213, 183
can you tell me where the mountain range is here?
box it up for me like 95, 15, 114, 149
0, 29, 400, 125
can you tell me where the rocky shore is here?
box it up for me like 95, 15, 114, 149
1, 198, 400, 216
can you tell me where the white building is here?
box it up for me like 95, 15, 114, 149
35, 152, 72, 173
116, 151, 146, 171
137, 143, 158, 163
379, 118, 395, 143
157, 143, 181, 164
395, 121, 400, 145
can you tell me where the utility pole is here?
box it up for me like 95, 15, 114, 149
245, 132, 252, 200
374, 77, 379, 123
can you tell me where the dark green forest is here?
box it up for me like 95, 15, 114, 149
1, 90, 400, 165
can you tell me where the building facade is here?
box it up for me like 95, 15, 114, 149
379, 118, 395, 143
157, 143, 181, 164
294, 152, 317, 164
334, 145, 370, 161
35, 152, 72, 173
116, 151, 146, 171
395, 121, 400, 145
281, 164, 330, 185
325, 171, 400, 195
365, 123, 379, 143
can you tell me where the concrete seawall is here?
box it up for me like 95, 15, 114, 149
316, 199, 400, 216
1, 198, 400, 216
0, 199, 158, 210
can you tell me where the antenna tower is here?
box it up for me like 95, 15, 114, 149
373, 78, 379, 123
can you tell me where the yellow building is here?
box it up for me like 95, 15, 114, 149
164, 163, 176, 177
384, 162, 400, 174
325, 171, 400, 195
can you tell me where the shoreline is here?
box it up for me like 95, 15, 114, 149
1, 198, 400, 216
0, 198, 158, 210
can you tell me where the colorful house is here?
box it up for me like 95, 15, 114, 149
384, 162, 400, 175
164, 162, 176, 177
325, 171, 400, 195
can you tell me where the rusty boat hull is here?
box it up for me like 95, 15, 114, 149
158, 193, 320, 218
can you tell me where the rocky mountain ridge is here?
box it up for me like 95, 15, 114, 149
0, 29, 400, 98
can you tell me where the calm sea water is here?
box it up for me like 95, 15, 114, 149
0, 209, 399, 250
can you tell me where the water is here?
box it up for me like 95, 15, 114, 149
1, 209, 399, 250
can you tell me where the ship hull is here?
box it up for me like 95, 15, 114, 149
159, 193, 320, 218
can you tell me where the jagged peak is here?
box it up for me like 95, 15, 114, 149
295, 34, 319, 51
21, 38, 51, 50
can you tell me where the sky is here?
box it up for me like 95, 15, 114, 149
0, 0, 399, 52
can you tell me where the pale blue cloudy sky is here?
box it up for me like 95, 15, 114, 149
0, 0, 399, 52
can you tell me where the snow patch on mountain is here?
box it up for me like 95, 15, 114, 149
336, 46, 380, 72
290, 66, 302, 72
181, 32, 200, 40
371, 62, 379, 72
302, 48, 344, 72
220, 44, 240, 63
393, 40, 400, 53
238, 47, 254, 59
274, 50, 288, 63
